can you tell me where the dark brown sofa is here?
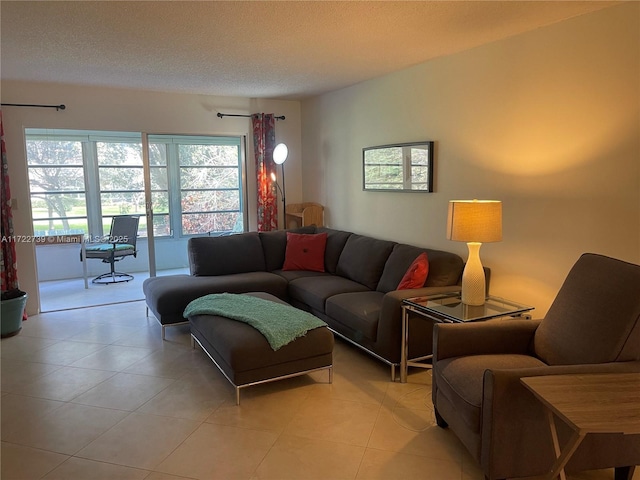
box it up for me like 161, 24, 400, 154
432, 253, 640, 479
143, 226, 464, 379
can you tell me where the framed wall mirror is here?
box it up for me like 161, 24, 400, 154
363, 141, 434, 192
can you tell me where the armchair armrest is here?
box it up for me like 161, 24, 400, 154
433, 319, 541, 362
480, 361, 640, 476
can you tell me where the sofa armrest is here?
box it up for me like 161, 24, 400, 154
433, 319, 541, 362
378, 286, 462, 337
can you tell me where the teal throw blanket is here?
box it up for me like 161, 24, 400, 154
183, 293, 327, 351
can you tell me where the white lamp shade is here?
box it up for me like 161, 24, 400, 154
446, 199, 502, 306
273, 143, 288, 165
446, 200, 502, 243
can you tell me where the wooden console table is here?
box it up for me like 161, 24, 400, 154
521, 373, 640, 480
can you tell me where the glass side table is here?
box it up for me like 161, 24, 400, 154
400, 292, 534, 382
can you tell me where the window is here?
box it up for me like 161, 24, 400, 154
25, 130, 246, 239
149, 135, 244, 236
26, 136, 88, 236
363, 142, 434, 192
96, 138, 148, 235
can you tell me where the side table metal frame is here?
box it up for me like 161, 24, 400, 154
400, 295, 534, 382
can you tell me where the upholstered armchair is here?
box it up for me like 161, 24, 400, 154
432, 253, 640, 480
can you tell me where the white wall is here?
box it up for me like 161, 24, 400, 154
301, 3, 640, 316
1, 83, 302, 313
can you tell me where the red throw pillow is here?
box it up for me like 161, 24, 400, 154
397, 252, 429, 290
282, 232, 328, 272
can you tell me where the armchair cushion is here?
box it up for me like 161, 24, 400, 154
436, 354, 546, 434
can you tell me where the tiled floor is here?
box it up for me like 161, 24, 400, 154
1, 302, 637, 480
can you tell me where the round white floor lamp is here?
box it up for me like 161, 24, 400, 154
273, 143, 288, 209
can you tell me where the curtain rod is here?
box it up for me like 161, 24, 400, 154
217, 112, 285, 121
1, 103, 66, 111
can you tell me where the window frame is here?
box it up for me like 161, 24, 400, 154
25, 129, 247, 240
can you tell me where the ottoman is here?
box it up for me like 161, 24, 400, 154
188, 292, 334, 404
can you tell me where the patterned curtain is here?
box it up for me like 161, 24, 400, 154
1, 109, 20, 292
252, 113, 278, 231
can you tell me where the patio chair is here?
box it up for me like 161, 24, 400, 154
83, 215, 140, 284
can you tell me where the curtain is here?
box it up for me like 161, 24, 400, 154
252, 113, 278, 231
1, 109, 20, 293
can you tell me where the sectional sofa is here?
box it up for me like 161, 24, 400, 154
143, 226, 465, 379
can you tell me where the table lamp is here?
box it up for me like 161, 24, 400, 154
446, 200, 502, 305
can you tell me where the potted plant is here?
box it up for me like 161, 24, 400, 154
1, 287, 27, 337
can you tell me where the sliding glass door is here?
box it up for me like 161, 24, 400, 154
25, 129, 247, 311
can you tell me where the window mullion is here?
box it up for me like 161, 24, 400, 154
83, 140, 102, 238
168, 143, 181, 238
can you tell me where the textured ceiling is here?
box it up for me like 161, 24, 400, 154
1, 1, 618, 100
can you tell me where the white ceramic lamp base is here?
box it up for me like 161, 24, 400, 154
461, 242, 486, 306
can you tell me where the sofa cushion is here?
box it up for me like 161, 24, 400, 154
143, 272, 289, 325
288, 275, 370, 313
259, 226, 317, 272
325, 291, 384, 342
378, 244, 463, 293
275, 270, 330, 283
188, 233, 266, 276
283, 232, 327, 272
398, 252, 429, 290
424, 249, 465, 287
378, 244, 429, 292
317, 227, 352, 274
336, 234, 395, 290
435, 354, 546, 433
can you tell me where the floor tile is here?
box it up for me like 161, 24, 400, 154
137, 376, 227, 421
76, 412, 200, 470
19, 316, 95, 341
356, 448, 462, 480
67, 323, 150, 346
69, 344, 156, 372
155, 422, 278, 480
0, 334, 59, 361
284, 396, 380, 447
367, 408, 462, 462
205, 376, 312, 432
305, 370, 389, 406
72, 372, 175, 411
6, 365, 116, 402
2, 402, 128, 455
124, 344, 204, 379
0, 442, 68, 480
1, 358, 62, 392
42, 457, 150, 480
254, 434, 365, 480
1, 394, 65, 436
143, 473, 198, 480
22, 340, 107, 366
